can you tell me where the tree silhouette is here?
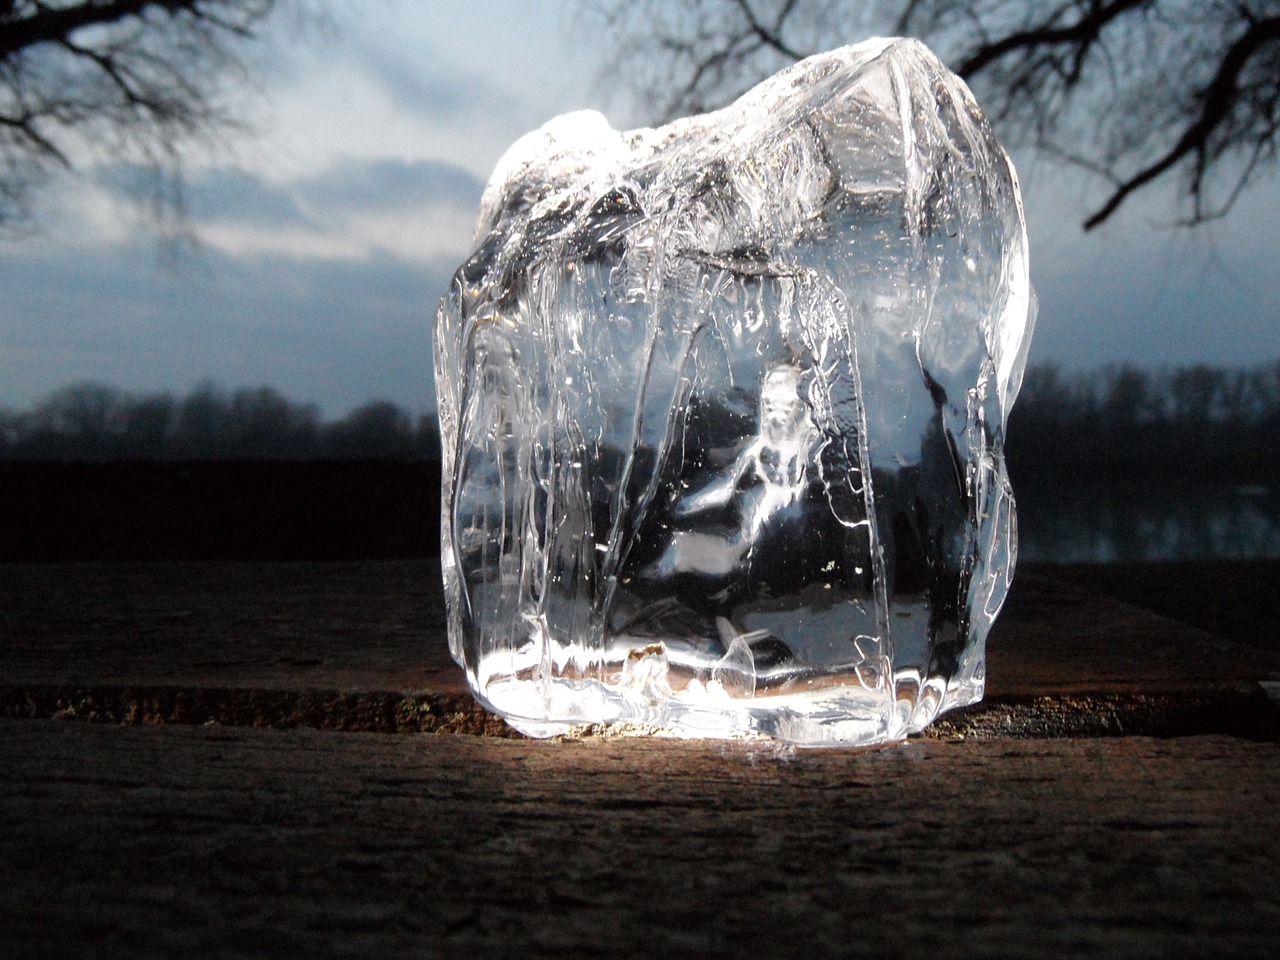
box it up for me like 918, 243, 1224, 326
22, 381, 129, 458
2, 368, 1279, 475
0, 0, 285, 229
1007, 359, 1280, 479
227, 385, 320, 459
582, 0, 1280, 229
323, 402, 442, 460
0, 380, 438, 461
170, 382, 237, 459
119, 392, 177, 458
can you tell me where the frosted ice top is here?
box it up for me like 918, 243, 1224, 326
435, 38, 1035, 745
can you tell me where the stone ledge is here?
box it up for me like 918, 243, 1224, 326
5, 558, 1280, 959
3, 561, 1278, 741
4, 682, 1276, 742
3, 720, 1277, 960
0, 683, 513, 737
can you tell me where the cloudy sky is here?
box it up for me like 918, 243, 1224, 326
1, 0, 1277, 417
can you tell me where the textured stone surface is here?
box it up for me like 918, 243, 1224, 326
3, 560, 1279, 957
3, 720, 1278, 959
984, 570, 1280, 696
1, 562, 1271, 696
2, 562, 1277, 739
0, 560, 454, 692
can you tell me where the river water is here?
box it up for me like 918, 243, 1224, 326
1015, 478, 1280, 564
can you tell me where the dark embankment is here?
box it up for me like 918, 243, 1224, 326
1040, 559, 1280, 652
4, 459, 1277, 653
0, 460, 441, 561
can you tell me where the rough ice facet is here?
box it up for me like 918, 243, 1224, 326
435, 38, 1035, 746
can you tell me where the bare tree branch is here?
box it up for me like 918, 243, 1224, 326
581, 0, 1280, 231
1084, 13, 1280, 228
0, 0, 282, 229
953, 0, 1152, 79
731, 0, 804, 60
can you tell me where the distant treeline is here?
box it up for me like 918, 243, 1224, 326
0, 382, 440, 461
1008, 360, 1280, 479
4, 361, 1280, 476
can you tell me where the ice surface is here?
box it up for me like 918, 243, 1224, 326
435, 38, 1035, 746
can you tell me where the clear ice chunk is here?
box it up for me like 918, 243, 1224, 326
435, 38, 1035, 746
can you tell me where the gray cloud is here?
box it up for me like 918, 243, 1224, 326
1018, 163, 1280, 372
96, 164, 314, 230
188, 168, 315, 228
1031, 242, 1280, 371
350, 37, 523, 130
11, 150, 1279, 422
0, 237, 453, 417
296, 157, 484, 216
96, 155, 484, 235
